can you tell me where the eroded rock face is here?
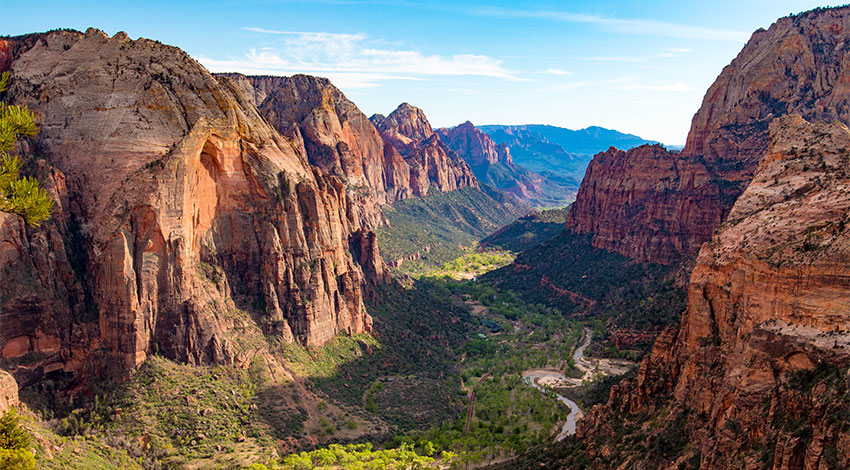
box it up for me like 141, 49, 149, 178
0, 370, 18, 414
0, 29, 375, 388
436, 121, 511, 168
567, 144, 727, 265
437, 121, 575, 207
222, 73, 412, 217
579, 115, 850, 469
371, 103, 478, 196
567, 6, 850, 264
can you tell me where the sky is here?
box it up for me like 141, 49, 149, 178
1, 1, 843, 144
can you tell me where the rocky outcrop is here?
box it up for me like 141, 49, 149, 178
370, 103, 435, 153
371, 103, 477, 196
438, 121, 575, 207
567, 6, 850, 264
436, 121, 512, 168
0, 29, 376, 389
566, 144, 727, 264
579, 115, 850, 469
0, 370, 18, 414
221, 73, 412, 220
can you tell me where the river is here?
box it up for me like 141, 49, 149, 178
522, 328, 593, 441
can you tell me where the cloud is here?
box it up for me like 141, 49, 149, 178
546, 68, 572, 75
199, 28, 525, 87
470, 6, 749, 42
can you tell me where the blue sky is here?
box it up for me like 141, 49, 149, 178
2, 1, 841, 144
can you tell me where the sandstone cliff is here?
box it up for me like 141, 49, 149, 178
0, 29, 379, 389
567, 6, 850, 264
221, 73, 411, 219
578, 115, 850, 469
437, 121, 575, 207
371, 103, 477, 196
0, 370, 18, 414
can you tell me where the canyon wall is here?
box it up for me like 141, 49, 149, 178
567, 7, 850, 264
371, 103, 478, 196
579, 115, 850, 469
0, 29, 379, 389
437, 121, 574, 207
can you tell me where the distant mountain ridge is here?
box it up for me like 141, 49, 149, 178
436, 121, 576, 207
479, 124, 661, 187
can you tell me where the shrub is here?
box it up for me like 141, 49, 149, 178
0, 410, 35, 470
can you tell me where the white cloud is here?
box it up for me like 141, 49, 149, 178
546, 68, 572, 75
471, 7, 749, 42
198, 28, 525, 87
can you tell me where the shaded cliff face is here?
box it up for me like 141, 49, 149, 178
371, 103, 478, 196
578, 115, 850, 469
438, 122, 577, 207
0, 29, 377, 388
221, 73, 412, 216
567, 6, 850, 264
567, 144, 727, 264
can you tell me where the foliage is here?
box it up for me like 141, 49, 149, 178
400, 276, 584, 458
437, 250, 514, 277
484, 231, 686, 335
0, 72, 53, 226
480, 207, 570, 253
0, 410, 34, 470
376, 187, 525, 273
277, 442, 449, 469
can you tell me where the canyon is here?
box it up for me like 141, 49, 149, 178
4, 4, 850, 470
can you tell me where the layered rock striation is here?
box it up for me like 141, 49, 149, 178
0, 29, 379, 388
580, 115, 850, 469
222, 73, 411, 221
371, 103, 477, 196
567, 6, 850, 264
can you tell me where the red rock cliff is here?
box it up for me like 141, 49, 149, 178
0, 29, 378, 388
579, 115, 850, 469
371, 103, 477, 196
436, 121, 511, 167
222, 73, 413, 217
567, 6, 850, 264
437, 121, 574, 207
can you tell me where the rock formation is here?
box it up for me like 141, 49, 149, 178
371, 103, 477, 196
578, 115, 850, 469
221, 73, 412, 221
437, 121, 576, 207
436, 121, 512, 168
0, 29, 378, 389
0, 370, 18, 414
567, 6, 850, 264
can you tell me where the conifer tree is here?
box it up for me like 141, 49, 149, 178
0, 71, 53, 226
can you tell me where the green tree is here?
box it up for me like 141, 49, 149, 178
0, 410, 35, 470
0, 72, 53, 226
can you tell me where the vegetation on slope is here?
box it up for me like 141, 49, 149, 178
484, 231, 686, 352
375, 186, 527, 273
480, 207, 569, 253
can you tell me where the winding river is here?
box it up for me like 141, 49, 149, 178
522, 328, 593, 441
